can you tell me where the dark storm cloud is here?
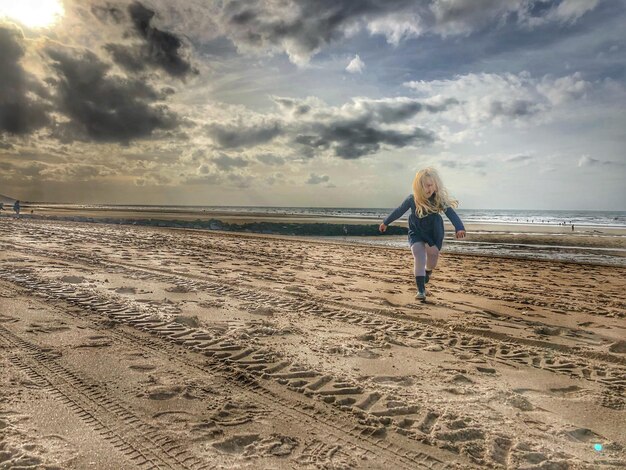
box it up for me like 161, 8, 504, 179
46, 46, 179, 143
95, 2, 197, 78
298, 118, 434, 159
0, 25, 52, 135
126, 1, 196, 77
284, 97, 440, 159
207, 122, 283, 148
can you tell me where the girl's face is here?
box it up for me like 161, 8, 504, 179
422, 177, 437, 198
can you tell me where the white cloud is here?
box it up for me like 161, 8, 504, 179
346, 54, 365, 74
537, 72, 589, 105
546, 0, 600, 24
366, 13, 424, 45
404, 71, 591, 126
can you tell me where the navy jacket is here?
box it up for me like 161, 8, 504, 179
383, 194, 465, 249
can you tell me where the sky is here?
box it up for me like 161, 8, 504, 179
0, 0, 625, 210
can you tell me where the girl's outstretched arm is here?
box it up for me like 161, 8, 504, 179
444, 207, 466, 238
380, 195, 412, 232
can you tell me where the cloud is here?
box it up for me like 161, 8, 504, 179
272, 96, 314, 116
504, 154, 534, 163
537, 72, 589, 105
297, 119, 434, 159
577, 155, 623, 167
284, 96, 446, 158
430, 0, 522, 36
439, 158, 487, 169
306, 173, 330, 184
45, 45, 179, 143
212, 0, 602, 64
404, 71, 590, 125
100, 1, 197, 78
90, 4, 125, 24
257, 154, 286, 166
205, 96, 444, 159
346, 54, 365, 73
0, 24, 53, 135
211, 154, 250, 170
522, 0, 601, 27
207, 121, 282, 148
217, 0, 404, 65
183, 163, 222, 184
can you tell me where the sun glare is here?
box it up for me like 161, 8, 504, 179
0, 0, 64, 28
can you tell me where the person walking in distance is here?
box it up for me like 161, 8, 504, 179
13, 200, 20, 219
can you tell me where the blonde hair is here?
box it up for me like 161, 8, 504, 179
412, 167, 458, 218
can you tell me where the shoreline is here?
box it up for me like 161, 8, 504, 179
13, 204, 626, 231
5, 207, 626, 233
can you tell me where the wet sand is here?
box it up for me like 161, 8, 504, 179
0, 217, 625, 469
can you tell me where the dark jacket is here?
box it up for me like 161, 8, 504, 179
383, 194, 465, 249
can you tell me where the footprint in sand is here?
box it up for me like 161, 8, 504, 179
59, 275, 86, 284
506, 394, 534, 411
242, 434, 299, 457
114, 287, 136, 294
563, 428, 605, 442
608, 340, 626, 353
549, 385, 584, 396
213, 434, 260, 453
129, 364, 157, 372
74, 335, 112, 348
533, 326, 562, 336
145, 385, 184, 400
371, 376, 415, 387
212, 434, 298, 457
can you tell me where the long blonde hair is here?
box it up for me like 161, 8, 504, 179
412, 167, 458, 218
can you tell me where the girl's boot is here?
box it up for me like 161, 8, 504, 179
415, 276, 426, 300
425, 270, 432, 284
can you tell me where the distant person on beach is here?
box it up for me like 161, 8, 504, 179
13, 200, 20, 218
572, 224, 574, 232
379, 167, 466, 301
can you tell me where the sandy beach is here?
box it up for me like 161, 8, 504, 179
1, 217, 625, 469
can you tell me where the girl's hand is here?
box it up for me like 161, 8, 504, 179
455, 230, 466, 239
379, 223, 387, 233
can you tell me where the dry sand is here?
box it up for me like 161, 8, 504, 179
0, 218, 625, 469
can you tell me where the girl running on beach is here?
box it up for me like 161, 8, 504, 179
379, 168, 466, 301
